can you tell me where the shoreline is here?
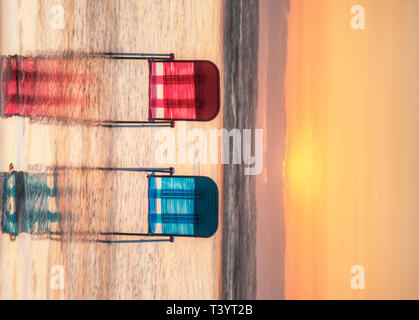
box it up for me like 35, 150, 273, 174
222, 0, 259, 299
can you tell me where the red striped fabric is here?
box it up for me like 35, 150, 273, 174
1, 55, 88, 119
149, 62, 197, 120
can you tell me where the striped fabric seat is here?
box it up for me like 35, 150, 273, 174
148, 61, 220, 121
149, 62, 197, 120
148, 176, 219, 237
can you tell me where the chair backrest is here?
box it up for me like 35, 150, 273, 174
148, 175, 219, 237
148, 60, 220, 122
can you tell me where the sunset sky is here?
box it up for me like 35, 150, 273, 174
283, 0, 419, 299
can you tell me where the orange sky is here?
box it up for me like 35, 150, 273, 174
284, 0, 419, 299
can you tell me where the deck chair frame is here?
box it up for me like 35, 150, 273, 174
99, 52, 220, 128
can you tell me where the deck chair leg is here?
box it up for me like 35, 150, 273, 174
101, 52, 174, 60
95, 238, 173, 244
48, 232, 174, 244
41, 166, 175, 175
99, 167, 174, 175
99, 120, 174, 128
98, 232, 175, 244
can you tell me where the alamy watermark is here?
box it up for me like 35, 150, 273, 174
350, 5, 365, 30
350, 265, 365, 290
50, 265, 65, 290
50, 4, 65, 30
154, 123, 263, 176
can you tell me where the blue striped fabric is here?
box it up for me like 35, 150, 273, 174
148, 176, 197, 235
148, 175, 219, 237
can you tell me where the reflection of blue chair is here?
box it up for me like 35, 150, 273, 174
1, 164, 60, 239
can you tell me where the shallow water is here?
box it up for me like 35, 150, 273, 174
222, 0, 259, 300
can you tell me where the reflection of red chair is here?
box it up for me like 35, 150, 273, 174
101, 53, 220, 128
1, 55, 87, 118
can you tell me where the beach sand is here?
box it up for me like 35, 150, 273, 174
0, 0, 224, 299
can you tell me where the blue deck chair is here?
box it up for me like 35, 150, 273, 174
1, 164, 219, 244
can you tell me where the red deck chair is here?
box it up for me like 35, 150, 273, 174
100, 52, 220, 128
1, 53, 220, 127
